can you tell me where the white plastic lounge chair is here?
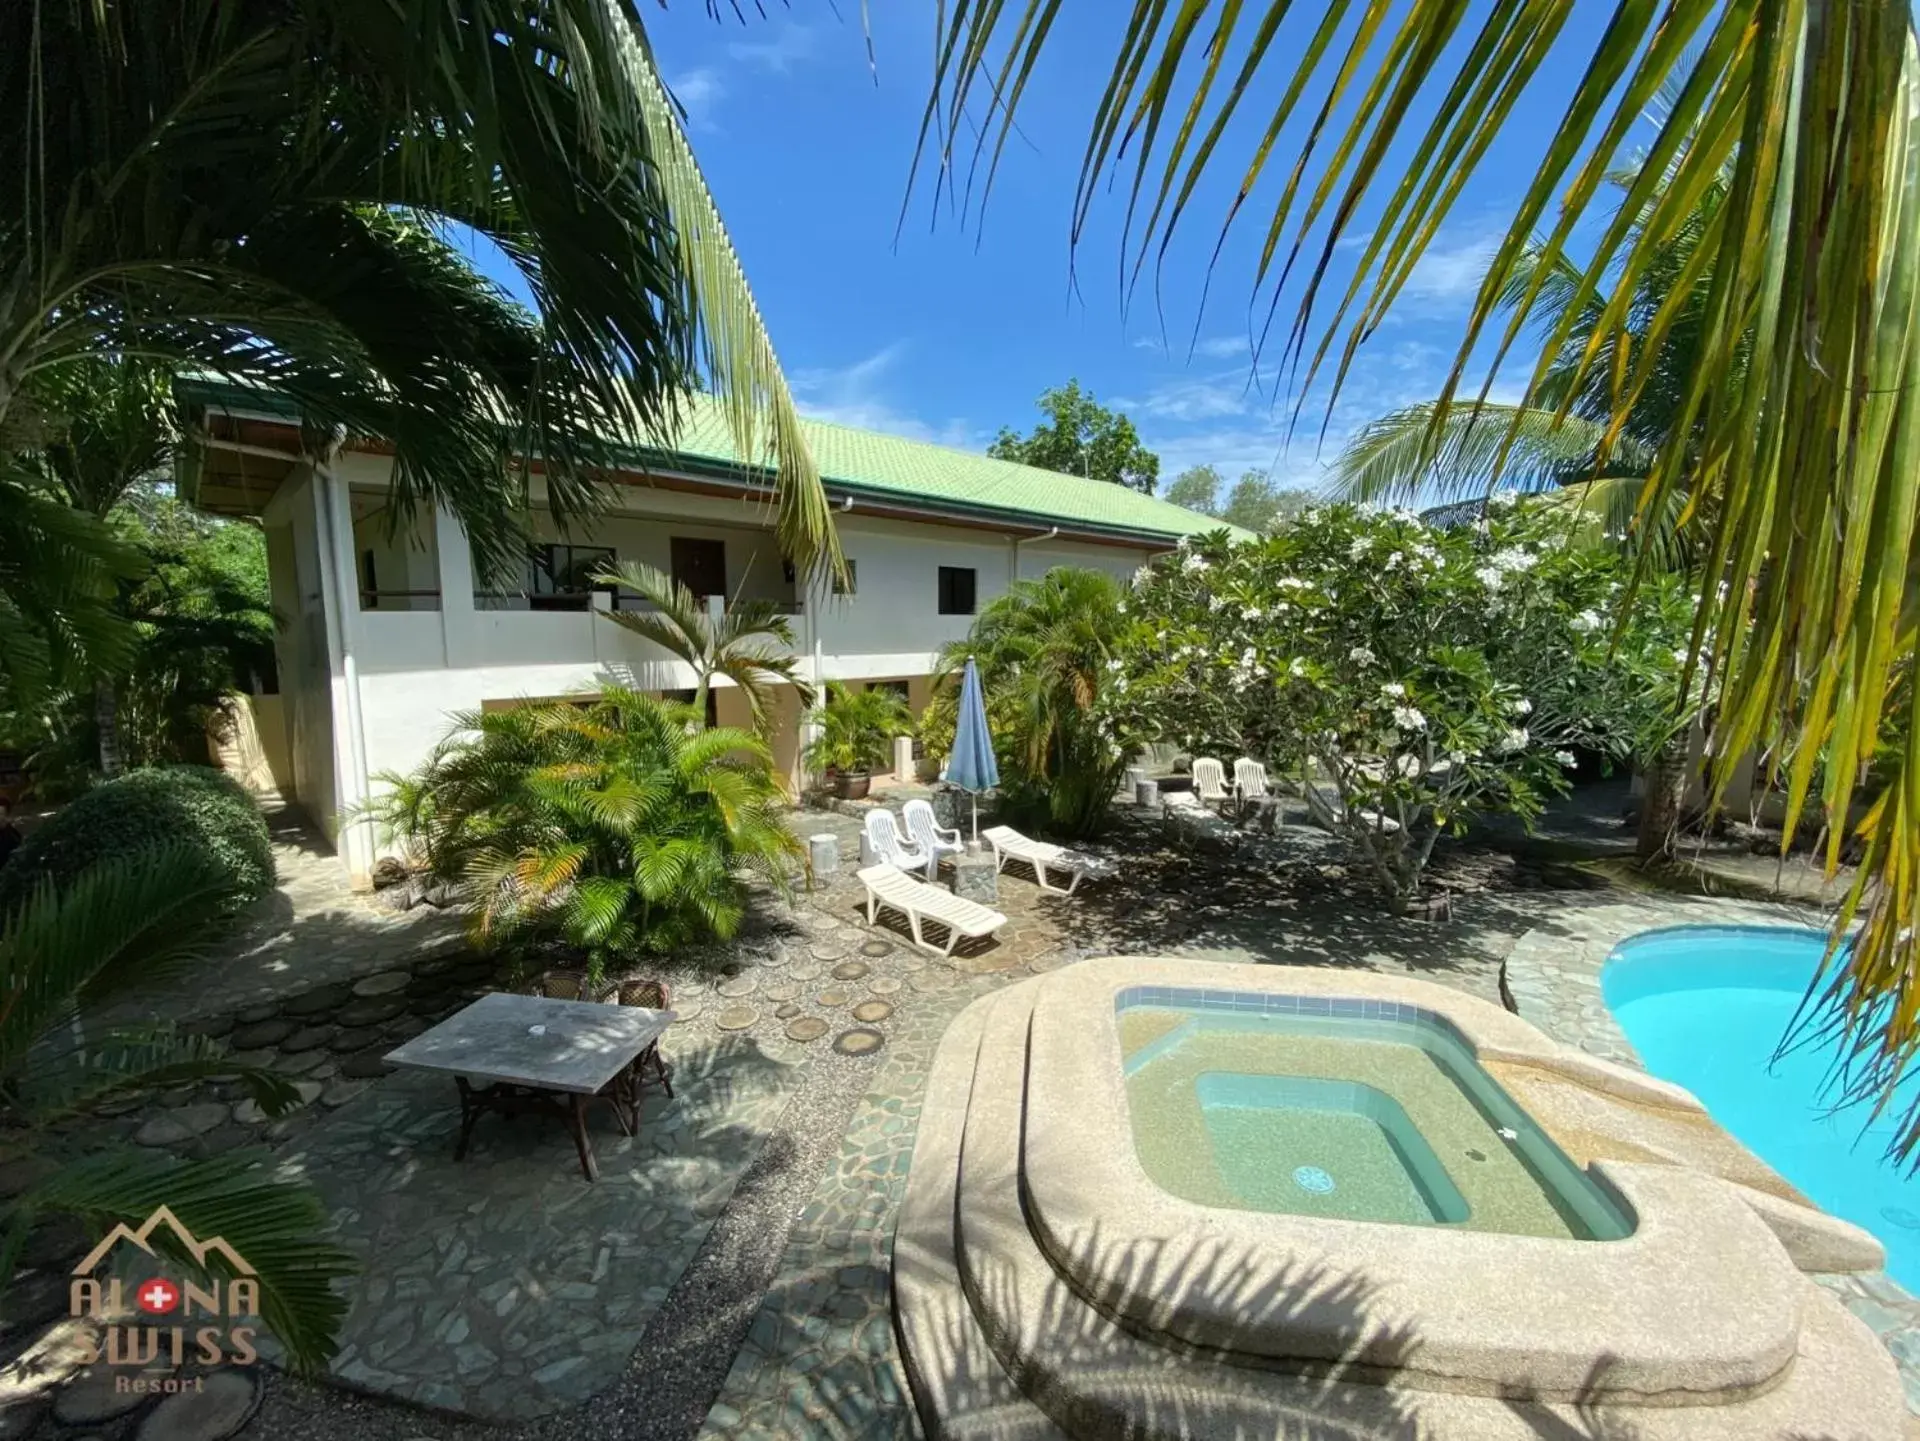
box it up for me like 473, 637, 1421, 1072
981, 825, 1114, 896
857, 864, 1008, 957
1191, 757, 1230, 807
863, 809, 927, 873
902, 798, 964, 881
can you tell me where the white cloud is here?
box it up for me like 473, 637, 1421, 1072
670, 67, 726, 131
790, 342, 976, 449
727, 23, 818, 74
1192, 334, 1251, 359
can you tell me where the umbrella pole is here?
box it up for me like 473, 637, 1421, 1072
971, 792, 979, 846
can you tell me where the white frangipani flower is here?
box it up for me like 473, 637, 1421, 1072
1569, 609, 1603, 634
1511, 697, 1532, 716
1553, 750, 1577, 766
1349, 645, 1376, 665
1496, 727, 1529, 754
1379, 682, 1406, 699
1392, 705, 1427, 731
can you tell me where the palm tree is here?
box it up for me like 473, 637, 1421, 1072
593, 562, 814, 731
931, 568, 1128, 838
2, 1, 841, 581
804, 682, 913, 781
1331, 162, 1719, 562
0, 471, 138, 709
366, 686, 800, 977
914, 5, 1920, 1158
0, 846, 354, 1373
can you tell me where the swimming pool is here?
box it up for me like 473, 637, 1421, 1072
1603, 924, 1920, 1290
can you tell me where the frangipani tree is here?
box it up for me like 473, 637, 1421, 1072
1107, 500, 1697, 909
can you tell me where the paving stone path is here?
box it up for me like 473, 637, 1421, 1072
1504, 896, 1920, 1417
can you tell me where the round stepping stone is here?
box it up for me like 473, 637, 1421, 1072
714, 1005, 759, 1032
339, 1051, 393, 1080
406, 973, 451, 998
350, 970, 411, 998
337, 997, 407, 1027
136, 1366, 260, 1441
833, 1027, 886, 1056
859, 938, 895, 958
273, 1049, 329, 1077
218, 1049, 276, 1072
908, 970, 951, 993
809, 941, 849, 963
278, 1023, 335, 1053
783, 1016, 829, 1043
852, 1000, 894, 1024
775, 1003, 801, 1020
830, 960, 869, 981
54, 1364, 156, 1424
229, 1018, 293, 1049
764, 982, 800, 1004
235, 1003, 278, 1025
717, 976, 758, 1000
787, 962, 824, 983
816, 989, 851, 1008
95, 1094, 143, 1117
327, 1025, 381, 1053
284, 983, 353, 1017
868, 975, 903, 996
895, 951, 929, 972
671, 997, 704, 1021
184, 1014, 235, 1040
195, 1125, 253, 1158
412, 952, 461, 976
306, 1059, 338, 1082
134, 1103, 229, 1148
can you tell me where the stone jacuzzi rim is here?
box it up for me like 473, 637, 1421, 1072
1020, 957, 1820, 1403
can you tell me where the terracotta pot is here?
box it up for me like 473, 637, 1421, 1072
832, 768, 872, 800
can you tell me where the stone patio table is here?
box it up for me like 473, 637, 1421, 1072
384, 992, 675, 1182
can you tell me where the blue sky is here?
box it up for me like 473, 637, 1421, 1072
491, 5, 1634, 497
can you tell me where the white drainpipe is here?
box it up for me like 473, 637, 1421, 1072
1009, 524, 1060, 586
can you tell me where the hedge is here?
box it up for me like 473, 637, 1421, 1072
0, 766, 275, 916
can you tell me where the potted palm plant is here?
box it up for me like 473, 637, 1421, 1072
806, 682, 910, 800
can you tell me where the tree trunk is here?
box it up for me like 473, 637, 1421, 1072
1636, 737, 1688, 860
95, 675, 123, 778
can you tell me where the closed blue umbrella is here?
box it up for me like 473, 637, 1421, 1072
945, 657, 999, 845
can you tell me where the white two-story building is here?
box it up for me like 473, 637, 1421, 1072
175, 379, 1223, 885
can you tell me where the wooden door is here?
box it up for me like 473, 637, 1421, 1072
670, 537, 727, 598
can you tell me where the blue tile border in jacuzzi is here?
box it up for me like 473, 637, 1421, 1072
1115, 984, 1475, 1049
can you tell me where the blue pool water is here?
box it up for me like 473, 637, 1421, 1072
1603, 925, 1920, 1289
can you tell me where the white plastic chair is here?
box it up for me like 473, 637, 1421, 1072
1191, 758, 1230, 808
862, 809, 927, 874
902, 798, 964, 881
1234, 757, 1270, 802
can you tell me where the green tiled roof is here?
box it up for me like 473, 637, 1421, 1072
177, 376, 1234, 543
629, 395, 1233, 543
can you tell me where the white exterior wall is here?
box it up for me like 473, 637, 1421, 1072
271, 453, 1172, 883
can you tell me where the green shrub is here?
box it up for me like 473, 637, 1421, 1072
0, 765, 274, 915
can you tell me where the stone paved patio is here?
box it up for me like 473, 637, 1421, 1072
9, 795, 1901, 1441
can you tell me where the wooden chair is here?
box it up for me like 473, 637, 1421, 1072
525, 968, 608, 1002
608, 977, 675, 1103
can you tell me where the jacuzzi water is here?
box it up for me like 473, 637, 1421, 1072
1603, 924, 1920, 1291
1117, 989, 1631, 1239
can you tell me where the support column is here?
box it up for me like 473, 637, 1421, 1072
433, 504, 480, 670
316, 469, 377, 888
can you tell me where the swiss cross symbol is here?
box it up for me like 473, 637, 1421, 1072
136, 1278, 179, 1315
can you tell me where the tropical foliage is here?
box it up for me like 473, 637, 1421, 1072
0, 471, 138, 709
1107, 501, 1698, 907
594, 562, 813, 731
0, 766, 276, 918
804, 683, 911, 778
368, 687, 799, 976
988, 380, 1160, 493
916, 3, 1920, 1157
0, 846, 353, 1373
2, 0, 839, 580
930, 568, 1131, 838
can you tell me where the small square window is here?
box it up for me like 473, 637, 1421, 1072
831, 559, 858, 597
938, 566, 977, 615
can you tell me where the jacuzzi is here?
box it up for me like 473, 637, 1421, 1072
892, 958, 1908, 1439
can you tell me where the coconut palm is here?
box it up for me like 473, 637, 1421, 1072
0, 846, 354, 1373
916, 4, 1920, 1158
1331, 162, 1719, 563
367, 686, 801, 976
931, 568, 1128, 838
1, 1, 840, 580
593, 562, 814, 731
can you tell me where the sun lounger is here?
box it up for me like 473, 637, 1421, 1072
981, 825, 1114, 896
857, 863, 1008, 957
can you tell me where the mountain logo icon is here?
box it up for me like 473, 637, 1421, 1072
71, 1205, 255, 1280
